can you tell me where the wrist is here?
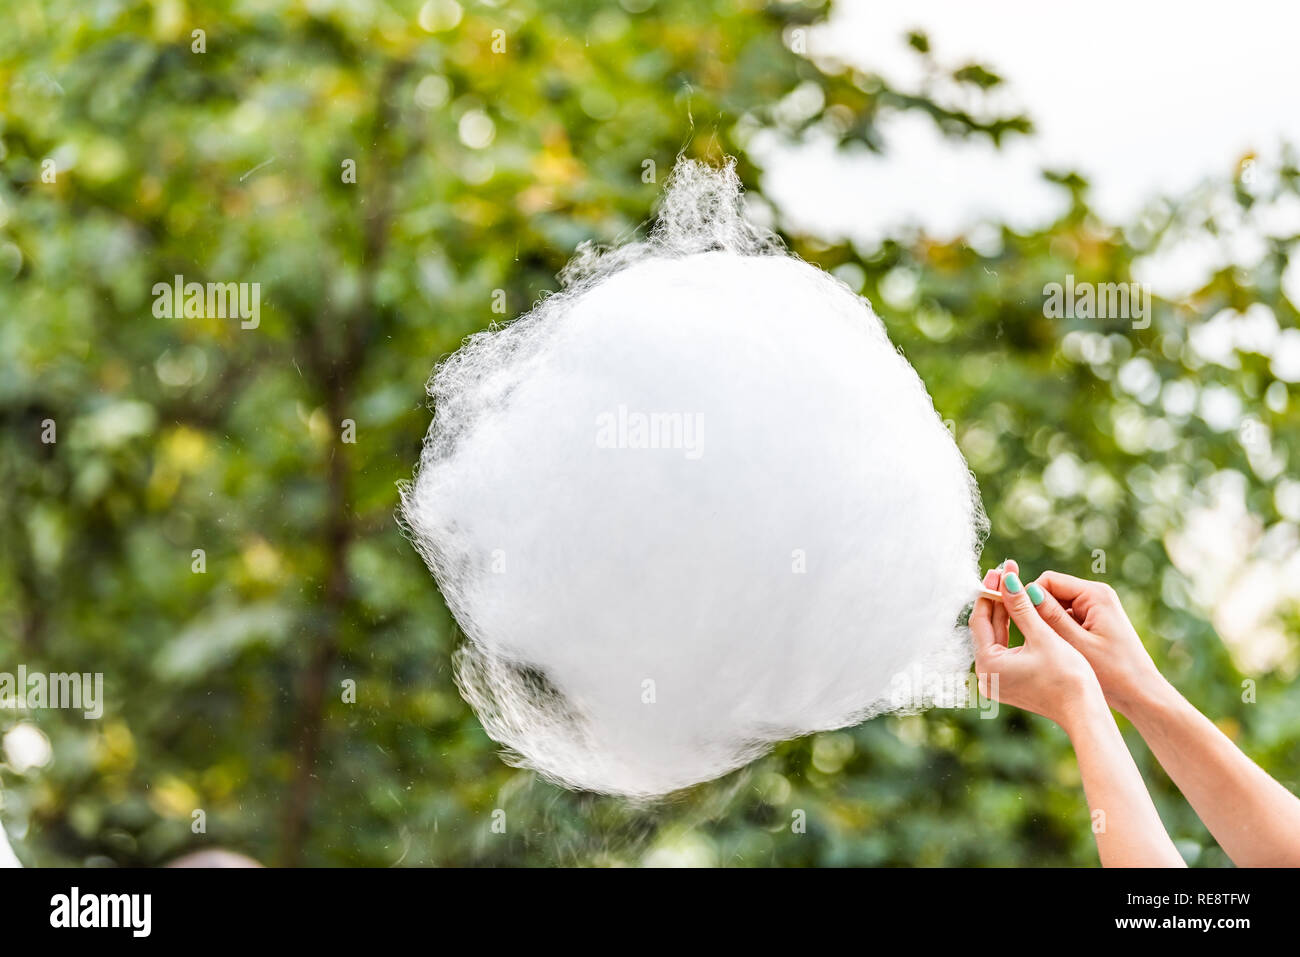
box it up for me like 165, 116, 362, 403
1116, 672, 1180, 725
1054, 675, 1109, 737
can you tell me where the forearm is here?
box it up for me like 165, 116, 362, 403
1127, 678, 1300, 867
1062, 690, 1185, 867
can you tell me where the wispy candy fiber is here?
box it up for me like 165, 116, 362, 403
401, 159, 987, 798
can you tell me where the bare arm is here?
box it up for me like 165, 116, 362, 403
1126, 677, 1300, 866
1032, 570, 1300, 867
972, 562, 1183, 867
1060, 685, 1186, 868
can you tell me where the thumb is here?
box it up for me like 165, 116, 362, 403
999, 568, 1054, 644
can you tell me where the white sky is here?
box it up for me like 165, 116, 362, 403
753, 1, 1300, 670
757, 0, 1300, 244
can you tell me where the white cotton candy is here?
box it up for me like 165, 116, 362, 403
401, 159, 987, 798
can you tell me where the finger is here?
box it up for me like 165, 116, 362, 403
1028, 577, 1091, 645
970, 570, 999, 655
993, 561, 1012, 646
976, 658, 1004, 701
981, 567, 1000, 597
1036, 570, 1097, 605
971, 617, 999, 666
1000, 563, 1053, 644
982, 567, 1010, 647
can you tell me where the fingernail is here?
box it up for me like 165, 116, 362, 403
1027, 583, 1044, 606
1004, 572, 1023, 594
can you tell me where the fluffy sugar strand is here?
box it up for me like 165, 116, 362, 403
401, 158, 988, 798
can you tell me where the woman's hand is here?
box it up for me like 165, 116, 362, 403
972, 559, 1186, 867
1026, 570, 1166, 719
970, 560, 1102, 732
1026, 568, 1300, 866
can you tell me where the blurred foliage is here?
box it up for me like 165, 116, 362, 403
0, 0, 1297, 867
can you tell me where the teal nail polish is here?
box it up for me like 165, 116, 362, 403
1004, 572, 1023, 594
1027, 583, 1045, 606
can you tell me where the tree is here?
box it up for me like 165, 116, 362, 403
1, 0, 1295, 866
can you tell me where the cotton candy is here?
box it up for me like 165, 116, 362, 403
401, 159, 987, 798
